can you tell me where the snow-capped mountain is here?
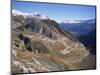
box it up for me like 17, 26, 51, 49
81, 19, 96, 24
12, 9, 49, 20
59, 19, 96, 36
61, 19, 95, 24
61, 19, 81, 24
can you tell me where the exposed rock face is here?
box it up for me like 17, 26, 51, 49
11, 11, 96, 74
24, 18, 79, 42
24, 18, 60, 39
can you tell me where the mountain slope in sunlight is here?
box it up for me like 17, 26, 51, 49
11, 10, 96, 74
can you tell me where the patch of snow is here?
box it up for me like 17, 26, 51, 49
12, 9, 33, 19
12, 9, 49, 20
12, 9, 23, 16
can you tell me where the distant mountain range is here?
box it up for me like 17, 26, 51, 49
61, 19, 95, 24
59, 19, 96, 36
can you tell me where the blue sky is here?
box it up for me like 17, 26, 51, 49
12, 0, 96, 22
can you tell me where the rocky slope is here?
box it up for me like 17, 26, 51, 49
11, 10, 96, 74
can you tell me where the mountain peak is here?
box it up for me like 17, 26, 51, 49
12, 9, 23, 16
12, 9, 49, 20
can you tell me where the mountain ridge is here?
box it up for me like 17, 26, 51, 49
12, 9, 49, 20
60, 19, 95, 24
